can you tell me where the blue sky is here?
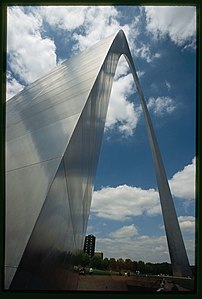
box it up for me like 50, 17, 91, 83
7, 5, 196, 265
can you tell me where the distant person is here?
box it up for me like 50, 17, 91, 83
156, 281, 165, 292
79, 267, 85, 275
89, 268, 93, 275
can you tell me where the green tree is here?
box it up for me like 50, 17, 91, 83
102, 257, 109, 270
109, 258, 117, 271
145, 262, 153, 274
74, 252, 90, 267
132, 261, 138, 273
138, 260, 145, 273
117, 258, 124, 271
90, 255, 103, 269
125, 259, 133, 271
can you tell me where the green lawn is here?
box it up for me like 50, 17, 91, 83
85, 268, 119, 276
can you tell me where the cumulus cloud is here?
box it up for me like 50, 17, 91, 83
7, 7, 57, 85
114, 55, 130, 80
147, 96, 176, 116
92, 217, 195, 264
6, 6, 143, 137
105, 56, 145, 138
133, 43, 161, 63
6, 71, 24, 100
38, 6, 88, 30
92, 158, 195, 221
96, 232, 194, 264
178, 216, 195, 233
124, 12, 161, 64
92, 185, 160, 221
90, 157, 195, 265
169, 157, 195, 200
137, 70, 145, 78
109, 224, 138, 239
106, 73, 140, 137
165, 80, 171, 91
145, 6, 196, 49
7, 6, 189, 139
160, 216, 195, 234
72, 6, 129, 52
96, 235, 170, 263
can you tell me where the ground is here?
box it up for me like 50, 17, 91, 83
76, 275, 194, 293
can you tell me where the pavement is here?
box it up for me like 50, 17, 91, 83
76, 275, 192, 292
77, 275, 128, 291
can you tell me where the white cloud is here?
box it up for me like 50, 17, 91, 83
94, 218, 195, 264
133, 43, 161, 63
71, 6, 127, 52
7, 7, 57, 85
145, 6, 196, 48
109, 224, 138, 239
124, 12, 161, 64
105, 55, 145, 138
178, 216, 195, 233
27, 6, 143, 139
147, 96, 176, 116
38, 6, 88, 30
169, 157, 195, 200
92, 185, 160, 221
114, 55, 130, 80
137, 70, 145, 78
165, 80, 171, 91
106, 73, 140, 137
96, 235, 171, 263
6, 71, 24, 100
105, 56, 145, 138
96, 232, 194, 264
7, 6, 143, 137
92, 158, 195, 221
160, 216, 195, 234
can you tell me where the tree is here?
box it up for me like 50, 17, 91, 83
145, 262, 153, 274
117, 258, 124, 271
125, 259, 133, 271
109, 258, 117, 271
74, 252, 90, 267
90, 255, 103, 269
138, 260, 145, 273
102, 258, 109, 270
132, 261, 138, 273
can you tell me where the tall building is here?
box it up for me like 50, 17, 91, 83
83, 235, 96, 258
5, 30, 192, 290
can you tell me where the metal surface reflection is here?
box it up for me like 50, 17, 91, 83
5, 30, 191, 290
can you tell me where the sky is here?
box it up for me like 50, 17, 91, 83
7, 5, 196, 265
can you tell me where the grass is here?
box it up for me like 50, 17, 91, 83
85, 268, 119, 276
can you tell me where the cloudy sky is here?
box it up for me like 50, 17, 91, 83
7, 5, 196, 265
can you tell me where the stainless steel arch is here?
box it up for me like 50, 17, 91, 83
117, 32, 192, 278
5, 30, 192, 290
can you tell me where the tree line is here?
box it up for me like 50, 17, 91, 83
74, 253, 176, 275
74, 253, 195, 276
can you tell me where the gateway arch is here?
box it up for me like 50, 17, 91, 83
5, 30, 192, 290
